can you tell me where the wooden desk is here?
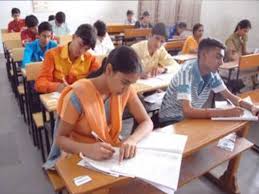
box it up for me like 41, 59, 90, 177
239, 89, 259, 153
219, 61, 239, 84
55, 119, 252, 194
172, 54, 197, 63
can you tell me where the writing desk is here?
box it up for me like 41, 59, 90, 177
55, 118, 252, 194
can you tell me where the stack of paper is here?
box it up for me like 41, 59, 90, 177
137, 73, 174, 87
46, 92, 60, 107
211, 97, 258, 121
78, 129, 187, 193
144, 92, 165, 104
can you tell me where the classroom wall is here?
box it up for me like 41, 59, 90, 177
200, 0, 259, 50
0, 0, 138, 53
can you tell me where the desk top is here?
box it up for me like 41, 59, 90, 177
55, 118, 247, 194
172, 54, 197, 62
40, 76, 172, 112
219, 61, 238, 70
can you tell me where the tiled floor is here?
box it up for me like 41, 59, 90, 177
0, 55, 258, 194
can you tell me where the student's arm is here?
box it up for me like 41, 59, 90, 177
55, 92, 115, 160
35, 50, 62, 93
182, 99, 243, 118
65, 23, 70, 34
119, 89, 153, 161
88, 54, 101, 73
22, 43, 33, 68
220, 88, 259, 118
155, 46, 180, 74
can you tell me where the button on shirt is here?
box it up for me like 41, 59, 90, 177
131, 40, 179, 73
159, 60, 226, 123
22, 39, 58, 68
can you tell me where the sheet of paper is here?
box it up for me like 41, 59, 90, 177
212, 97, 258, 121
137, 131, 187, 154
136, 73, 174, 87
112, 149, 182, 190
144, 92, 165, 104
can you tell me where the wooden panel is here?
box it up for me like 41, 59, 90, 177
164, 39, 185, 51
124, 28, 151, 39
179, 137, 253, 187
1, 32, 21, 41
10, 47, 24, 62
25, 62, 42, 81
107, 24, 134, 34
56, 155, 130, 194
239, 89, 259, 102
46, 170, 65, 192
3, 39, 22, 50
171, 119, 247, 157
239, 53, 259, 70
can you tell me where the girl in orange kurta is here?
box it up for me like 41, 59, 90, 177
46, 46, 153, 167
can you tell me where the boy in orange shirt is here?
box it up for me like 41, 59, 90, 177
35, 24, 100, 93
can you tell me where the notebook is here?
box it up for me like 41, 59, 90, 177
78, 129, 187, 192
211, 97, 258, 121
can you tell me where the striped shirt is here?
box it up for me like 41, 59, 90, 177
159, 60, 226, 123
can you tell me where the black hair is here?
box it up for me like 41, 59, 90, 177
25, 15, 39, 28
234, 19, 251, 32
176, 22, 187, 29
38, 22, 53, 34
127, 10, 134, 16
143, 11, 150, 17
48, 15, 55, 21
192, 23, 203, 34
88, 46, 142, 78
94, 20, 106, 37
152, 23, 168, 40
11, 8, 20, 16
198, 38, 225, 57
75, 24, 96, 49
55, 11, 66, 24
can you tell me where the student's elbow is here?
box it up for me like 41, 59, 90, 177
182, 105, 193, 118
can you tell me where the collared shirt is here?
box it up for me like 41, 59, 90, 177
225, 33, 248, 61
22, 39, 57, 68
21, 29, 38, 45
49, 20, 70, 36
91, 33, 114, 55
35, 43, 100, 93
159, 60, 226, 123
8, 19, 25, 32
131, 40, 179, 73
124, 18, 136, 25
181, 35, 198, 54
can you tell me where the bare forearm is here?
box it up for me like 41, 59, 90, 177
184, 108, 233, 118
56, 136, 90, 154
128, 120, 153, 143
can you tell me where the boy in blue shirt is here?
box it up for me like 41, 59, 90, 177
159, 38, 259, 127
22, 21, 57, 68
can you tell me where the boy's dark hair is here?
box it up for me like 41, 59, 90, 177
234, 19, 251, 32
25, 15, 39, 28
176, 22, 187, 29
75, 24, 97, 49
127, 10, 134, 16
143, 11, 150, 17
88, 46, 142, 78
38, 22, 53, 34
152, 23, 168, 40
192, 23, 203, 34
198, 38, 225, 57
94, 20, 106, 37
55, 11, 66, 24
48, 15, 55, 21
11, 8, 20, 16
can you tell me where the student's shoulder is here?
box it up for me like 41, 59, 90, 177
131, 40, 147, 49
49, 40, 58, 47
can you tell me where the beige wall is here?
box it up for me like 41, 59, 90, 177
200, 0, 259, 50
